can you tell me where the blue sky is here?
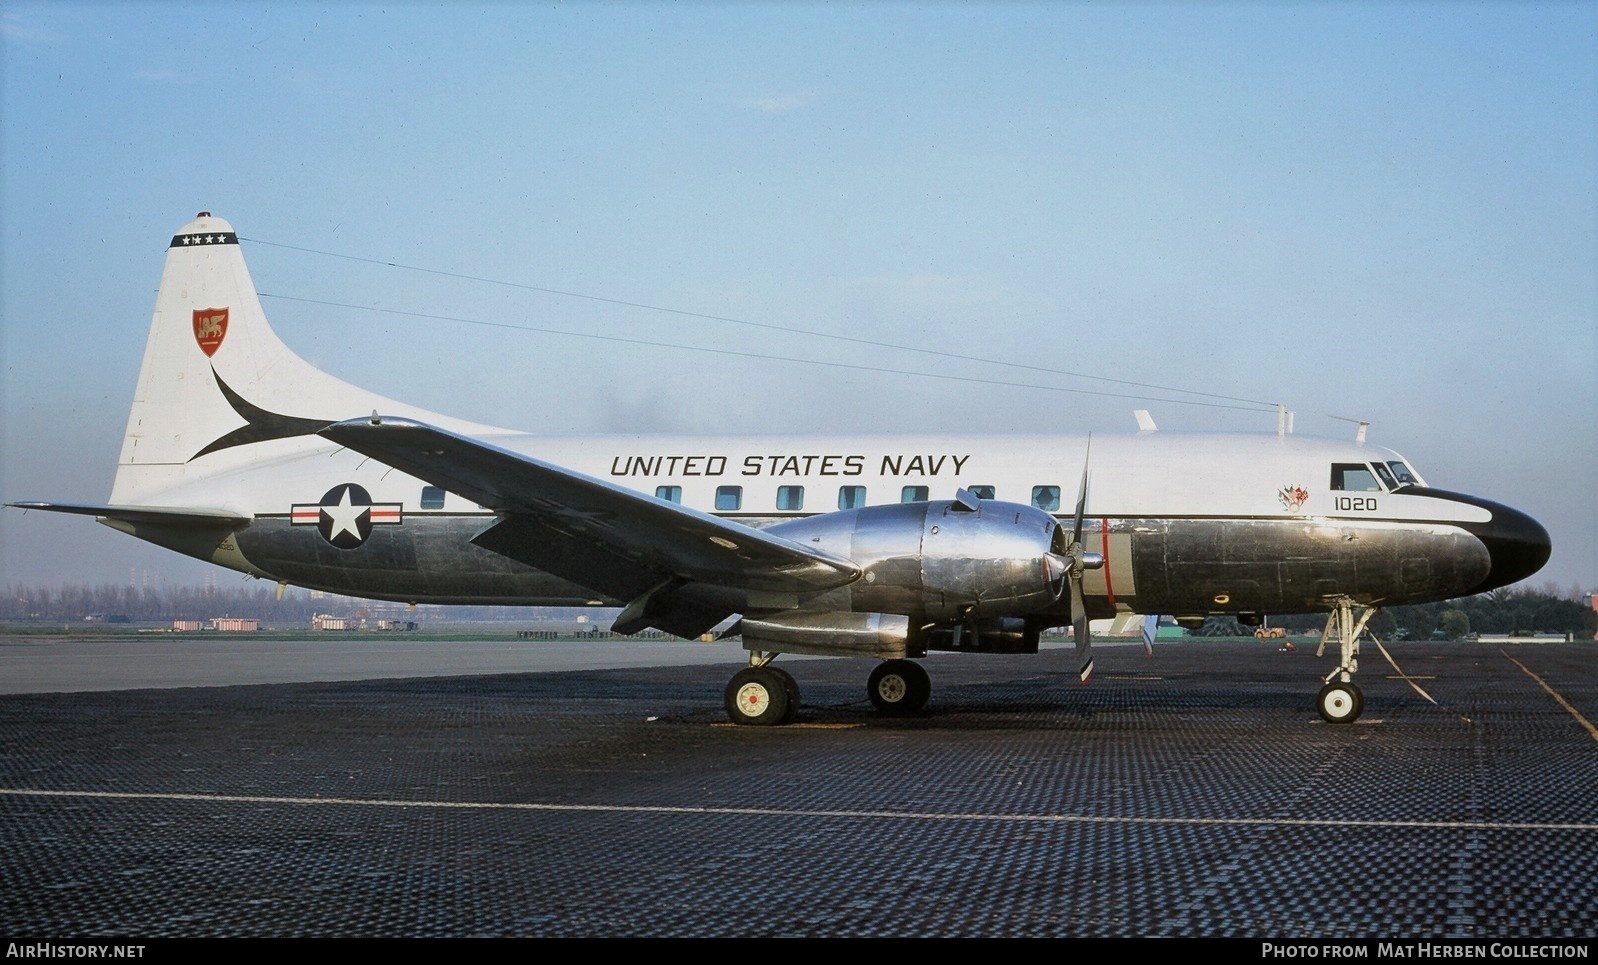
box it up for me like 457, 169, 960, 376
2, 1, 1594, 595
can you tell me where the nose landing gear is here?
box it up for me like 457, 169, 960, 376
1315, 597, 1377, 723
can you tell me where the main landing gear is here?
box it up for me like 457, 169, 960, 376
866, 659, 931, 716
1315, 597, 1378, 724
724, 653, 800, 726
723, 654, 934, 725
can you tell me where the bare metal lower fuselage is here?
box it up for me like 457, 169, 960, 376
125, 497, 1510, 620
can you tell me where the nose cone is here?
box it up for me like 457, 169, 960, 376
1468, 500, 1552, 594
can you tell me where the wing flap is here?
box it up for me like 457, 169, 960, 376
611, 579, 734, 639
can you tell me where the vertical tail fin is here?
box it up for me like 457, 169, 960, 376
110, 212, 479, 504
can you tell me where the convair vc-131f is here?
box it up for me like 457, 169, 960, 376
9, 213, 1552, 725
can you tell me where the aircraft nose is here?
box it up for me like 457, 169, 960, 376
1469, 501, 1552, 594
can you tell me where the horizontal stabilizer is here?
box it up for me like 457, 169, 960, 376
7, 501, 247, 528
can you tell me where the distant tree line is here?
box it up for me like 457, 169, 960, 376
1198, 584, 1596, 641
2, 581, 1592, 641
0, 582, 600, 627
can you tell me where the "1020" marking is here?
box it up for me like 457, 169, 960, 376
1334, 496, 1378, 511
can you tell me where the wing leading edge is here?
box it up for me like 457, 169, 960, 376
318, 416, 862, 638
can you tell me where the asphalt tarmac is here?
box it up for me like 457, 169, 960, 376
1, 633, 1595, 939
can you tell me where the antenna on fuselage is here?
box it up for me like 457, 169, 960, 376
1329, 415, 1370, 444
1276, 404, 1295, 437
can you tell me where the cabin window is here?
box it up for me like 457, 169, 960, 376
715, 485, 743, 511
838, 486, 866, 510
1371, 463, 1399, 491
1032, 485, 1061, 511
1387, 461, 1419, 487
655, 485, 682, 503
776, 485, 805, 511
901, 485, 929, 503
1330, 463, 1382, 492
968, 485, 996, 500
419, 486, 446, 509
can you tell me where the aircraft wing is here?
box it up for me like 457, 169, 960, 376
319, 416, 862, 637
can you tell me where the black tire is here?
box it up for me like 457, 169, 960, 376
867, 659, 931, 715
1317, 680, 1364, 724
725, 667, 792, 726
768, 667, 801, 724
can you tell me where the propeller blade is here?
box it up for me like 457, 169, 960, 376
1071, 436, 1092, 547
1068, 436, 1096, 683
1071, 577, 1093, 683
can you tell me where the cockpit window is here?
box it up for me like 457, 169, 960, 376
1330, 463, 1382, 492
1371, 463, 1398, 491
1387, 461, 1419, 487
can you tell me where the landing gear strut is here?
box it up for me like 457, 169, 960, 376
1315, 597, 1378, 723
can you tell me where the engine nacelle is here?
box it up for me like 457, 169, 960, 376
765, 495, 1066, 622
736, 611, 912, 659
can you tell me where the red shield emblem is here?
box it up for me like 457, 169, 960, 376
193, 308, 228, 357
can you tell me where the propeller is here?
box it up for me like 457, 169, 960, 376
1066, 437, 1105, 683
